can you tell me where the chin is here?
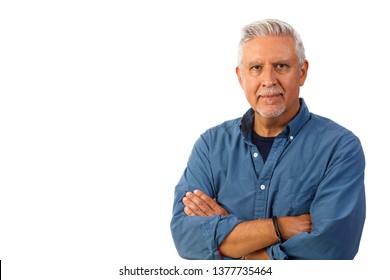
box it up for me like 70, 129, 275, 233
256, 105, 286, 118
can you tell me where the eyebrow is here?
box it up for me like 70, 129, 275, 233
247, 61, 261, 68
247, 59, 292, 67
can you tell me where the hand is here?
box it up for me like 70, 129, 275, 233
277, 214, 312, 240
182, 189, 229, 217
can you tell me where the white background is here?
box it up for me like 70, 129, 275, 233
0, 0, 388, 279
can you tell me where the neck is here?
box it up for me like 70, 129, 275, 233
253, 116, 287, 137
253, 103, 300, 137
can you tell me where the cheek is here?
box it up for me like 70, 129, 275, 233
244, 89, 258, 108
280, 76, 301, 93
240, 76, 262, 104
242, 78, 259, 94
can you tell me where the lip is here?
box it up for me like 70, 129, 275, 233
258, 93, 283, 100
260, 93, 282, 98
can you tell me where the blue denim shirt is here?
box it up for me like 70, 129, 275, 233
170, 99, 366, 260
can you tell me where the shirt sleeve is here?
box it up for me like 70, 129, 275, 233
170, 134, 243, 259
267, 133, 366, 260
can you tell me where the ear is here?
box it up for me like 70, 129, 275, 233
236, 66, 244, 89
299, 60, 309, 86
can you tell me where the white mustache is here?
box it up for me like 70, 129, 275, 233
257, 87, 284, 99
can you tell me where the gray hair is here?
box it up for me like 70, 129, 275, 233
237, 19, 306, 69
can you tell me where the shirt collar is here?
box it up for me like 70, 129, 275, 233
240, 98, 311, 141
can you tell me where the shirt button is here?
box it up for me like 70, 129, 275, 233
289, 135, 294, 141
253, 152, 259, 158
260, 184, 266, 190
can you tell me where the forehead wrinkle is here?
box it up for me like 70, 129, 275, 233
241, 36, 297, 66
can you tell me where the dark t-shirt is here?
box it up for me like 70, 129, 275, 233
251, 132, 275, 162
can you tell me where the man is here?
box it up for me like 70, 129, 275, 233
170, 19, 366, 260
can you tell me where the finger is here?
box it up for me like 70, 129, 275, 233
182, 194, 208, 216
194, 190, 229, 216
185, 192, 213, 215
184, 206, 196, 216
193, 190, 219, 210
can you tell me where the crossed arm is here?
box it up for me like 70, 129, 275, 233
183, 190, 312, 259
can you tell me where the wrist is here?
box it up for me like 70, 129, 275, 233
272, 216, 284, 243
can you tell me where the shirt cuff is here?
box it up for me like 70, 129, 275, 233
202, 214, 243, 259
267, 243, 288, 260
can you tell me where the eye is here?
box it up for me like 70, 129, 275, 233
251, 65, 262, 71
276, 63, 288, 69
275, 63, 290, 73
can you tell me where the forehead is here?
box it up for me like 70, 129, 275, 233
242, 36, 297, 63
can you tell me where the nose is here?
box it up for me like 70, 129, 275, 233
260, 67, 277, 87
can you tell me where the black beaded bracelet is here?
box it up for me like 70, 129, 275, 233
272, 215, 284, 243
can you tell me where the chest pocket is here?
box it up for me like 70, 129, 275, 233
272, 179, 318, 216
